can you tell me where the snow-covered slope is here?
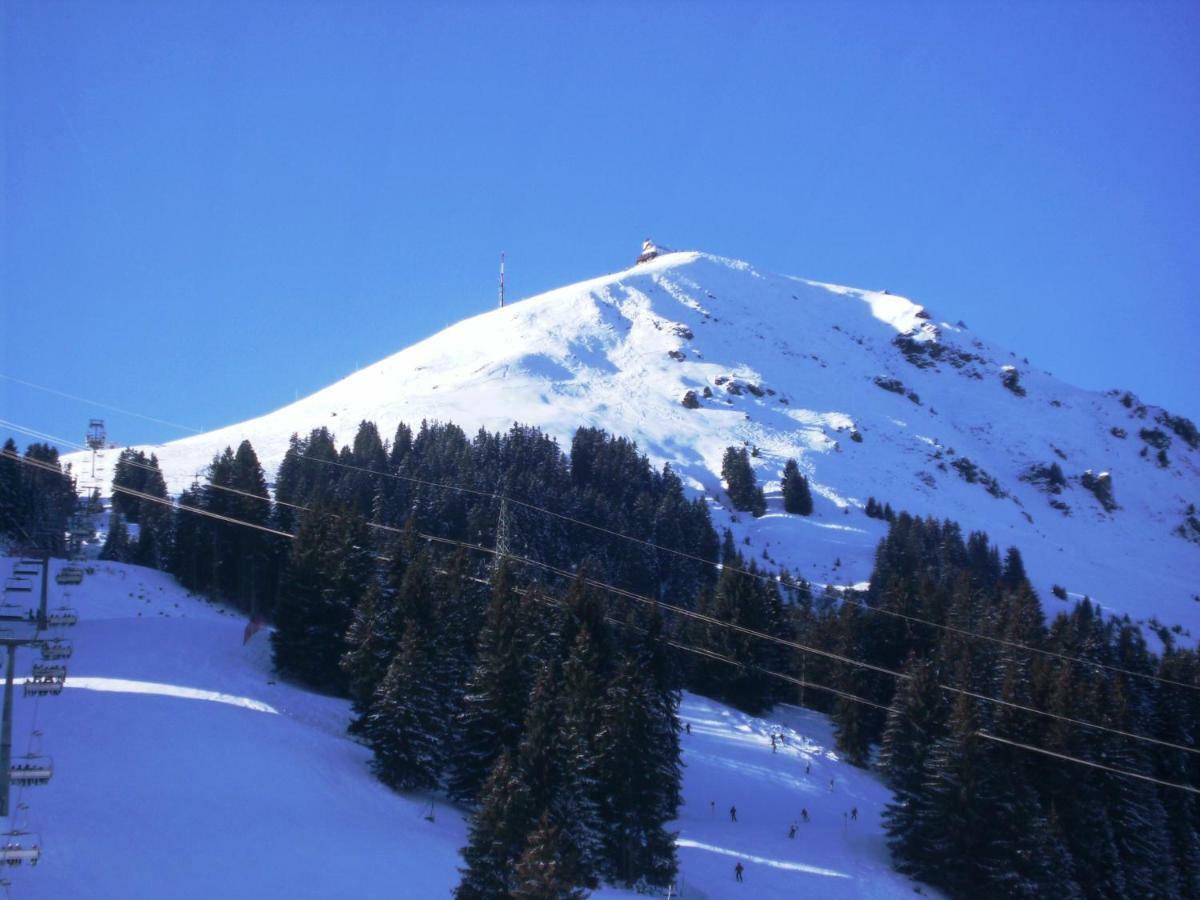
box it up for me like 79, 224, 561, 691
6, 558, 929, 899
64, 249, 1200, 635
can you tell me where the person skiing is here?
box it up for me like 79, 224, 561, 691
735, 862, 745, 882
801, 808, 809, 823
788, 823, 797, 839
805, 762, 811, 775
685, 722, 692, 735
730, 805, 738, 823
770, 735, 777, 753
851, 806, 858, 822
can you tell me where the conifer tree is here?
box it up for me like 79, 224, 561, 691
511, 811, 587, 900
456, 751, 534, 899
721, 446, 765, 517
111, 448, 151, 523
365, 619, 443, 791
341, 546, 408, 729
879, 654, 944, 866
551, 628, 608, 887
0, 438, 23, 538
271, 503, 372, 693
781, 458, 813, 516
168, 482, 210, 591
100, 511, 132, 562
594, 658, 679, 888
338, 420, 389, 518
831, 602, 878, 766
447, 560, 535, 802
688, 557, 785, 712
428, 547, 484, 746
1154, 649, 1200, 896
21, 444, 75, 552
130, 455, 171, 569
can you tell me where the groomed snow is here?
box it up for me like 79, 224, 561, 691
4, 557, 931, 899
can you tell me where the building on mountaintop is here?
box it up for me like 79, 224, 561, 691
636, 239, 671, 264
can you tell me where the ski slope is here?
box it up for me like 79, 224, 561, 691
61, 248, 1200, 638
4, 557, 930, 899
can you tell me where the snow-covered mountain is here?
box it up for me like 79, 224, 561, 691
66, 248, 1200, 637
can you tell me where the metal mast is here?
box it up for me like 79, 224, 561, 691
499, 252, 505, 308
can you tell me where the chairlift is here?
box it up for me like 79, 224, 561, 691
0, 831, 41, 866
55, 567, 83, 586
47, 608, 78, 627
39, 639, 72, 661
31, 664, 66, 682
11, 563, 39, 577
23, 677, 63, 698
8, 755, 52, 787
2, 579, 31, 595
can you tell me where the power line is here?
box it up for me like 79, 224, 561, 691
0, 377, 202, 434
4, 410, 1196, 696
976, 732, 1200, 797
7, 444, 1200, 761
241, 425, 1200, 694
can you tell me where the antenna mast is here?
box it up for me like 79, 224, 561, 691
499, 251, 505, 308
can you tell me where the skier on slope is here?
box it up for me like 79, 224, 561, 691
730, 805, 738, 822
735, 862, 745, 882
788, 823, 797, 839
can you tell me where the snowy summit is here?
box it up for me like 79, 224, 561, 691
65, 248, 1200, 639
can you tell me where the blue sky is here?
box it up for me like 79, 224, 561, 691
3, 0, 1198, 454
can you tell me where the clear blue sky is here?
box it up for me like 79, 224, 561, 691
3, 0, 1198, 453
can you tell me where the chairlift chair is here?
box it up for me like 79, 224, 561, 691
2, 578, 32, 594
31, 664, 66, 682
47, 608, 78, 627
8, 755, 52, 787
55, 567, 83, 586
12, 563, 38, 577
39, 639, 72, 661
0, 603, 32, 623
23, 677, 63, 697
0, 832, 41, 866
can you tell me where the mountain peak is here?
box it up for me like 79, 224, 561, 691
71, 250, 1200, 640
